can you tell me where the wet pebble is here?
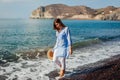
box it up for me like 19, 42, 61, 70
0, 75, 8, 80
30, 68, 37, 72
27, 78, 32, 80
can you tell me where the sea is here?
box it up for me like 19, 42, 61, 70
0, 19, 120, 52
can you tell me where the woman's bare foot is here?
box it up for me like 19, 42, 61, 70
59, 69, 65, 77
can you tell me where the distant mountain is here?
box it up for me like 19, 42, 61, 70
30, 4, 120, 20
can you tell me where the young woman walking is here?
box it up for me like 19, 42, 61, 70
52, 18, 72, 77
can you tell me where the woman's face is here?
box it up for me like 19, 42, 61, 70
55, 23, 61, 29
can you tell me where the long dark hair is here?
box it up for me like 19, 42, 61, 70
53, 18, 66, 31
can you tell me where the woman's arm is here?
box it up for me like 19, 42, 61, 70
69, 46, 72, 55
66, 27, 72, 55
53, 31, 58, 52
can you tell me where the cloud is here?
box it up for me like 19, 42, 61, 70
0, 0, 19, 3
0, 0, 32, 3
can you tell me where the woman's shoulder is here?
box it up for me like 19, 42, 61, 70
64, 26, 69, 30
63, 27, 70, 34
64, 26, 70, 32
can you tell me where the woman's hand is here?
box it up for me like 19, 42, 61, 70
69, 46, 72, 55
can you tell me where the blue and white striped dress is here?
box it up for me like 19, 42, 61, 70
53, 27, 72, 61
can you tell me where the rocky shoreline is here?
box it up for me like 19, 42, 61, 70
47, 54, 120, 80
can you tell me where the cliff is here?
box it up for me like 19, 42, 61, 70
102, 8, 120, 20
30, 4, 120, 20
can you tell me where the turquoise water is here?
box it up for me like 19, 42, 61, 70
0, 19, 120, 53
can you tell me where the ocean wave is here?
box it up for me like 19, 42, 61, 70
0, 35, 120, 64
73, 35, 120, 49
73, 38, 102, 49
98, 35, 120, 41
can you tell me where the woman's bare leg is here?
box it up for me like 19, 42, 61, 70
59, 57, 66, 77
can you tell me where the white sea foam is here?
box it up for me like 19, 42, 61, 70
0, 40, 120, 80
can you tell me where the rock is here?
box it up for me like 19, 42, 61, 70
102, 9, 120, 20
1, 62, 10, 67
0, 50, 19, 63
27, 78, 32, 80
30, 68, 37, 72
0, 60, 7, 64
12, 75, 18, 80
0, 75, 8, 80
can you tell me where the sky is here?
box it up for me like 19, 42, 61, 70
0, 0, 120, 19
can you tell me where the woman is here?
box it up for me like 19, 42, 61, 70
52, 18, 72, 77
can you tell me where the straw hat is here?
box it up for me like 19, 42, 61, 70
47, 49, 53, 60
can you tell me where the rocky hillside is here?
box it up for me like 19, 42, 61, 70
30, 4, 120, 20
102, 8, 120, 20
